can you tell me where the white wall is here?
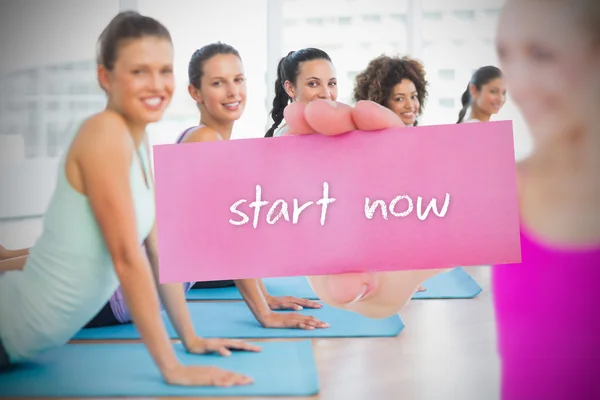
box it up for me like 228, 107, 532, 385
139, 0, 268, 146
0, 0, 533, 225
0, 0, 119, 74
0, 0, 120, 220
0, 0, 269, 220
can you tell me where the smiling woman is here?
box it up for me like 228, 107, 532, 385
96, 21, 175, 125
456, 66, 507, 124
0, 11, 260, 387
138, 0, 269, 145
264, 47, 337, 137
168, 41, 330, 330
352, 55, 429, 126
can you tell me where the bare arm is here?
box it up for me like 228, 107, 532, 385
257, 279, 269, 297
0, 246, 29, 260
179, 126, 327, 330
78, 113, 180, 380
144, 222, 198, 348
0, 245, 29, 272
0, 255, 27, 272
140, 135, 203, 348
234, 279, 273, 324
181, 128, 276, 324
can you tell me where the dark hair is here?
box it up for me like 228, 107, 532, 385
188, 42, 241, 89
456, 66, 502, 123
96, 11, 171, 72
581, 0, 600, 41
353, 55, 428, 126
264, 48, 332, 137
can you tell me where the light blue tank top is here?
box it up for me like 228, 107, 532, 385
107, 125, 200, 323
0, 127, 155, 363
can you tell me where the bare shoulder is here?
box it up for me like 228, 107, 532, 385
78, 110, 130, 146
69, 111, 136, 174
182, 125, 222, 143
71, 111, 132, 161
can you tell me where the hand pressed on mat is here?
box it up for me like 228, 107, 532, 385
163, 364, 253, 387
262, 295, 328, 329
184, 336, 261, 357
266, 294, 322, 311
259, 312, 330, 330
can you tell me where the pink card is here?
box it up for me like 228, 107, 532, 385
153, 121, 521, 283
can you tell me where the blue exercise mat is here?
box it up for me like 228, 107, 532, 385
72, 301, 404, 340
0, 341, 319, 398
187, 276, 319, 300
185, 267, 482, 301
412, 267, 483, 299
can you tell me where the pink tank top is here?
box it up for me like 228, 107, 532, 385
492, 224, 600, 399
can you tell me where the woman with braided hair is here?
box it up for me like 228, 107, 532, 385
264, 48, 337, 138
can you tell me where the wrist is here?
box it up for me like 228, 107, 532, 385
256, 298, 275, 316
181, 330, 197, 345
182, 335, 204, 351
248, 294, 274, 318
158, 358, 183, 382
257, 308, 276, 324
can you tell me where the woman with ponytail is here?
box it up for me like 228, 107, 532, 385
456, 66, 507, 124
0, 12, 260, 386
265, 48, 337, 137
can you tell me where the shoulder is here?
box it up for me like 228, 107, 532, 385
274, 124, 290, 137
71, 111, 133, 165
181, 125, 222, 143
80, 111, 129, 139
75, 111, 131, 151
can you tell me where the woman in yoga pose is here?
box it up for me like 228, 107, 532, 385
456, 65, 506, 124
352, 54, 428, 127
0, 42, 328, 332
282, 0, 600, 397
0, 11, 261, 387
172, 42, 329, 330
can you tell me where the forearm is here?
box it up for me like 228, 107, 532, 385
234, 279, 273, 322
0, 255, 27, 272
156, 282, 198, 346
0, 246, 29, 260
257, 279, 270, 298
144, 245, 197, 347
10, 248, 29, 258
116, 254, 180, 375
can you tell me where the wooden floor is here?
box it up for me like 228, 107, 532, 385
2, 221, 501, 400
